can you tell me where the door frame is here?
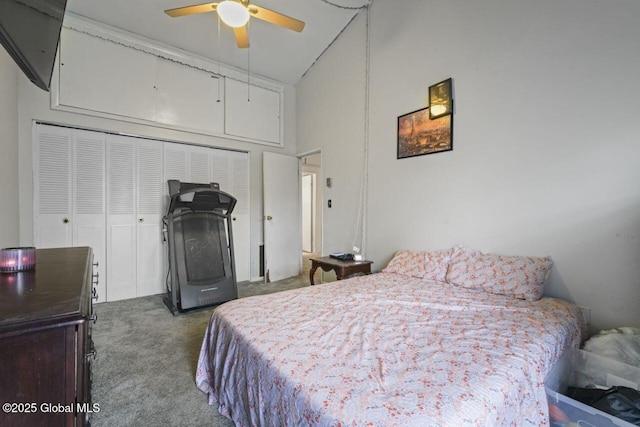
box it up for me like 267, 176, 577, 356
299, 149, 323, 258
301, 173, 315, 253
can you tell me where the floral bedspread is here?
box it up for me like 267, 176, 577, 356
196, 272, 584, 426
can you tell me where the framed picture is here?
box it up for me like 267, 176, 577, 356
429, 78, 453, 119
397, 107, 453, 159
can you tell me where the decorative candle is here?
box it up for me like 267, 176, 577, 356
0, 247, 36, 273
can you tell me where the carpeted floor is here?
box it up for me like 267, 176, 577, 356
91, 274, 309, 426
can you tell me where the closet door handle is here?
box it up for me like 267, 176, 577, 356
138, 217, 144, 223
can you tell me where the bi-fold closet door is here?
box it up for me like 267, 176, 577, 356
34, 124, 250, 301
34, 125, 107, 302
163, 143, 250, 282
106, 135, 164, 301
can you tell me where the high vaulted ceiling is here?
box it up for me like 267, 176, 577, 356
65, 0, 368, 85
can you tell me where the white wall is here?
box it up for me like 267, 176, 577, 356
0, 49, 20, 248
17, 64, 297, 280
297, 0, 640, 333
296, 11, 368, 256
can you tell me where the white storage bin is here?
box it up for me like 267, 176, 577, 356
545, 347, 640, 427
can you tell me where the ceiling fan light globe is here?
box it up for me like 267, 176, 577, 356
217, 1, 250, 28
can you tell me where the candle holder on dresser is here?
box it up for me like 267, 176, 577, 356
0, 247, 36, 273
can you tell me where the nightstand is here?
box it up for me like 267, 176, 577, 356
309, 256, 373, 285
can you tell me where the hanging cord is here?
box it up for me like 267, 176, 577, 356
361, 3, 371, 256
217, 15, 222, 102
319, 0, 371, 10
247, 21, 251, 101
351, 5, 371, 255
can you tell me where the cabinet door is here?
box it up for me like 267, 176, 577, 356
58, 29, 157, 122
155, 58, 224, 134
72, 130, 107, 303
225, 78, 281, 144
106, 135, 137, 301
34, 125, 73, 248
136, 139, 164, 297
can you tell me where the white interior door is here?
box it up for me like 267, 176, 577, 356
263, 152, 301, 282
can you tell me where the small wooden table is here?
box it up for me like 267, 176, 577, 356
309, 256, 373, 285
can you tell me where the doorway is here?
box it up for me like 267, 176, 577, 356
300, 152, 322, 282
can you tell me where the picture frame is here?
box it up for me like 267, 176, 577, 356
397, 106, 453, 159
429, 78, 453, 119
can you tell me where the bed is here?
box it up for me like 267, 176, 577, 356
196, 247, 585, 426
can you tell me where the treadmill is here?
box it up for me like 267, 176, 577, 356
163, 180, 238, 315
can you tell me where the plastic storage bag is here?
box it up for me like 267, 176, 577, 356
583, 327, 640, 367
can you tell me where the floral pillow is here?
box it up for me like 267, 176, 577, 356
422, 248, 456, 282
445, 246, 553, 301
383, 249, 454, 282
383, 250, 427, 278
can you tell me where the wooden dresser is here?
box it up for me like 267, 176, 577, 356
0, 247, 97, 427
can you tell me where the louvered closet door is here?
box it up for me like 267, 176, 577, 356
72, 130, 107, 303
34, 125, 106, 302
189, 146, 211, 184
162, 142, 189, 289
106, 135, 137, 301
229, 151, 250, 282
210, 149, 250, 282
136, 139, 164, 297
34, 125, 73, 249
163, 143, 188, 201
210, 150, 231, 191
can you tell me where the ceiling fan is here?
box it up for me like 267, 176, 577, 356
164, 0, 305, 49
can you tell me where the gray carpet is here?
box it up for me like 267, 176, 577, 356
91, 275, 309, 427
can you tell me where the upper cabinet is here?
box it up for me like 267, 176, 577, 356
53, 19, 284, 147
155, 58, 224, 134
225, 78, 280, 144
58, 30, 157, 123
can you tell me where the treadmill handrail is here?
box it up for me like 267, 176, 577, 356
168, 187, 237, 215
165, 210, 230, 221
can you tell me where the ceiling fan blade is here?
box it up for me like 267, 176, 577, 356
165, 2, 218, 17
233, 25, 250, 48
249, 5, 305, 32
